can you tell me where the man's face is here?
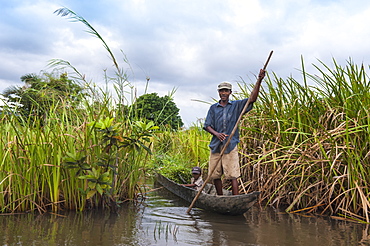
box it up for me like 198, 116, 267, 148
218, 89, 232, 102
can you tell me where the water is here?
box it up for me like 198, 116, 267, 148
1, 185, 369, 245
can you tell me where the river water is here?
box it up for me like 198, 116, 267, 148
1, 183, 370, 246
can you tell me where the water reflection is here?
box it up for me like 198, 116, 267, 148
0, 203, 143, 245
1, 185, 370, 245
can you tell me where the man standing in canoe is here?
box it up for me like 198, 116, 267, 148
204, 69, 265, 195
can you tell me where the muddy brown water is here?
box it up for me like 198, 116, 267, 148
1, 183, 370, 246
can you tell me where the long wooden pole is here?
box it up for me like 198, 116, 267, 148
186, 50, 273, 214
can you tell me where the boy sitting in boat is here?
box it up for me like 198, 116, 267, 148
182, 167, 204, 191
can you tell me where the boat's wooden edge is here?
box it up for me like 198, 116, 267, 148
157, 171, 260, 215
156, 173, 260, 195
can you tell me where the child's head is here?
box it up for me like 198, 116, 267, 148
191, 166, 201, 177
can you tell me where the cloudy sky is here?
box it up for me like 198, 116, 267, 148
1, 0, 370, 126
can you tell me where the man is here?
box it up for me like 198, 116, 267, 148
204, 69, 265, 195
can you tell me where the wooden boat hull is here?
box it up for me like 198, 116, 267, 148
156, 173, 260, 215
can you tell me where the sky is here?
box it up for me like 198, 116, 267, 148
1, 0, 370, 126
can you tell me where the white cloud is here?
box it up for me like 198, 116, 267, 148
1, 0, 370, 126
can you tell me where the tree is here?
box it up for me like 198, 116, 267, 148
1, 72, 86, 120
131, 93, 183, 130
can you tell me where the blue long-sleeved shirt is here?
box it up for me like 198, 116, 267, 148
204, 98, 253, 154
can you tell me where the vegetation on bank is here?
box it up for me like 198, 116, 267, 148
0, 7, 181, 214
240, 59, 370, 222
149, 124, 210, 183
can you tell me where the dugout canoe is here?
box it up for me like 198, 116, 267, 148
155, 173, 260, 215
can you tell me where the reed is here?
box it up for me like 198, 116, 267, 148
153, 221, 179, 242
0, 7, 157, 213
0, 87, 159, 213
150, 122, 210, 183
237, 58, 370, 221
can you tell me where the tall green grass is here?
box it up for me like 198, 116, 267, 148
150, 123, 210, 183
237, 58, 370, 221
0, 91, 157, 213
0, 7, 157, 213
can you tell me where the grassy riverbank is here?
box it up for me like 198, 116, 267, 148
241, 59, 370, 222
0, 7, 157, 214
2, 58, 369, 221
0, 95, 158, 213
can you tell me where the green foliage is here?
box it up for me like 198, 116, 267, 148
131, 92, 183, 130
62, 117, 157, 208
150, 123, 209, 183
63, 152, 90, 172
78, 168, 112, 199
0, 6, 186, 214
1, 72, 86, 122
151, 154, 193, 184
121, 120, 159, 153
